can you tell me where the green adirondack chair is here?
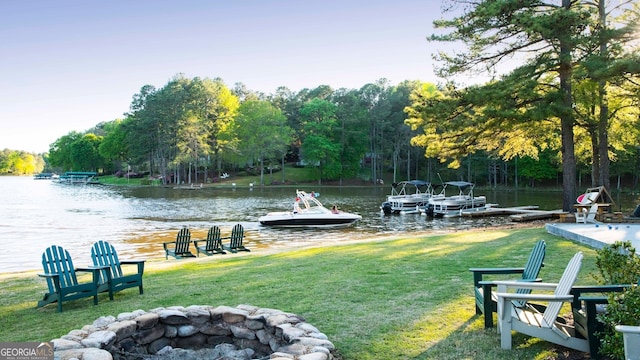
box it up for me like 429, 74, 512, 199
195, 226, 227, 256
223, 224, 250, 253
38, 245, 112, 312
470, 239, 546, 328
570, 283, 630, 358
163, 227, 196, 259
91, 240, 145, 295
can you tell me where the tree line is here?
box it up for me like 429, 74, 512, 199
0, 149, 46, 175
42, 0, 638, 210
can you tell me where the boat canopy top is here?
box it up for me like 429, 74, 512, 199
433, 181, 475, 194
391, 180, 431, 188
444, 181, 474, 189
63, 171, 98, 176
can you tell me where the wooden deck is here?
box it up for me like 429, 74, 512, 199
461, 205, 566, 222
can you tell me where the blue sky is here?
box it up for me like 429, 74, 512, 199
1, 0, 450, 153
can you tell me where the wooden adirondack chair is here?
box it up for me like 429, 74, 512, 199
91, 240, 145, 295
194, 226, 227, 256
223, 224, 250, 253
470, 239, 546, 328
163, 227, 196, 259
38, 245, 112, 312
495, 251, 589, 353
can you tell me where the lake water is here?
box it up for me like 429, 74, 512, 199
1, 176, 638, 273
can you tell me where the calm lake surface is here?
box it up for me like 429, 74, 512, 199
1, 176, 638, 273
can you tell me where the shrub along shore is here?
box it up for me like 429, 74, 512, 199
0, 226, 599, 359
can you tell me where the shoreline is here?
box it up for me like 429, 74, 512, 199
1, 220, 551, 279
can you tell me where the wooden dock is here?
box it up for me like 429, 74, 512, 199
461, 205, 567, 222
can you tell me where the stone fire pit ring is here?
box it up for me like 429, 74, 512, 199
52, 304, 335, 360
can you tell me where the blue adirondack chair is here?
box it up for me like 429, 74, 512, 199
163, 227, 196, 259
194, 226, 227, 256
38, 245, 112, 312
470, 239, 546, 328
91, 240, 145, 295
223, 224, 250, 253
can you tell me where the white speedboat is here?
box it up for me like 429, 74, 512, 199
259, 190, 362, 228
380, 180, 436, 215
421, 181, 487, 218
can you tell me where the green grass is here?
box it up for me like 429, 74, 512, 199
0, 227, 599, 359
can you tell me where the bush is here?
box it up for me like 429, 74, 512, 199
594, 241, 640, 360
593, 241, 640, 285
598, 287, 640, 359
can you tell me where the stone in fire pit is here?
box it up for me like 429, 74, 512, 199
52, 304, 335, 360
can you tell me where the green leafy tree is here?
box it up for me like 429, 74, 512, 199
48, 132, 83, 171
123, 75, 239, 183
299, 98, 340, 183
332, 88, 368, 184
424, 0, 598, 210
574, 0, 640, 190
71, 133, 104, 172
98, 119, 128, 174
233, 100, 293, 185
517, 150, 560, 187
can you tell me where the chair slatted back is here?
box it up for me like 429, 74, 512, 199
230, 224, 244, 249
206, 226, 222, 251
42, 246, 78, 292
91, 240, 123, 280
176, 227, 192, 254
521, 240, 546, 280
543, 251, 584, 327
512, 240, 546, 307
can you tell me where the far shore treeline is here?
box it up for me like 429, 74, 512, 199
2, 1, 639, 213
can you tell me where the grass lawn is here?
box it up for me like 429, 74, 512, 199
0, 226, 600, 359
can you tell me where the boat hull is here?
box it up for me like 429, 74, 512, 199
427, 196, 487, 218
259, 212, 362, 228
381, 180, 434, 215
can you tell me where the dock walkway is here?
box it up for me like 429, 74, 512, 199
461, 205, 566, 222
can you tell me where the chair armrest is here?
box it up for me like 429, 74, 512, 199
38, 273, 60, 279
572, 284, 630, 295
570, 284, 629, 309
479, 278, 541, 287
470, 267, 526, 274
493, 280, 558, 291
76, 265, 108, 273
120, 260, 145, 265
470, 267, 525, 286
496, 293, 574, 302
120, 260, 144, 275
38, 273, 62, 291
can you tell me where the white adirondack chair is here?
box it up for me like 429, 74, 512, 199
495, 252, 589, 352
575, 204, 599, 223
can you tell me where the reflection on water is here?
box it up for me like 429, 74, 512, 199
1, 176, 638, 273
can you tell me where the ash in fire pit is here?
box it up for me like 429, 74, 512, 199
51, 304, 335, 360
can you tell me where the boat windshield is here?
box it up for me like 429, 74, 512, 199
296, 191, 331, 213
